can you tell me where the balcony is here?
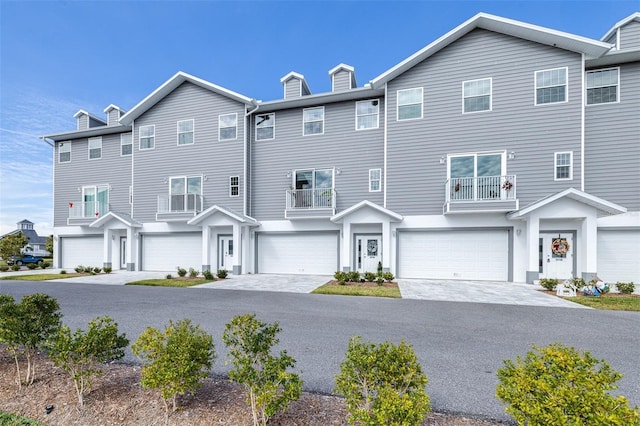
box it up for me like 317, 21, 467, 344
285, 188, 336, 219
156, 194, 203, 221
67, 201, 109, 225
444, 175, 518, 214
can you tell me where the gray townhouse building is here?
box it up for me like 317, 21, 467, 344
43, 12, 640, 285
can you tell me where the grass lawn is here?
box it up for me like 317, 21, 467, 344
563, 294, 640, 311
126, 278, 214, 287
0, 411, 45, 426
0, 273, 84, 281
312, 281, 401, 298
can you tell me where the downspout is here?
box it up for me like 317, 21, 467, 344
131, 120, 135, 218
580, 54, 585, 192
383, 82, 388, 208
244, 101, 260, 217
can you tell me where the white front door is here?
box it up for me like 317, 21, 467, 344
120, 237, 127, 269
540, 233, 574, 279
356, 235, 382, 273
220, 237, 233, 271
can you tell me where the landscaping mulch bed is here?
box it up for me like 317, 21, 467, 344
323, 280, 398, 288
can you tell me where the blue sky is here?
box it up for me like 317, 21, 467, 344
0, 0, 637, 237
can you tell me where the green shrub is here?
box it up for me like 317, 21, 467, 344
377, 261, 383, 275
375, 276, 384, 286
569, 277, 586, 290
364, 272, 377, 282
334, 270, 345, 280
176, 267, 187, 278
165, 274, 172, 279
103, 266, 112, 274
41, 261, 51, 269
335, 336, 431, 425
93, 267, 102, 274
203, 270, 214, 280
0, 293, 62, 388
132, 319, 215, 412
11, 264, 20, 271
334, 271, 347, 284
216, 269, 228, 279
382, 272, 395, 282
222, 314, 302, 426
538, 278, 558, 291
84, 266, 94, 273
60, 270, 67, 274
26, 263, 37, 270
496, 343, 640, 426
74, 265, 84, 273
48, 316, 129, 406
616, 282, 635, 295
188, 267, 199, 278
0, 265, 9, 272
347, 271, 360, 282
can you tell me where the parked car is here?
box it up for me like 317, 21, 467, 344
6, 254, 44, 266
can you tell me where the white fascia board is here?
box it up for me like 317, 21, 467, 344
328, 63, 355, 75
600, 12, 640, 42
507, 188, 627, 219
331, 200, 403, 223
73, 109, 107, 124
41, 124, 132, 141
258, 87, 383, 112
188, 205, 259, 226
586, 48, 640, 67
103, 104, 126, 114
280, 71, 306, 83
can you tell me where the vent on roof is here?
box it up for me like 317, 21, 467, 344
280, 72, 311, 99
104, 105, 126, 126
329, 64, 357, 92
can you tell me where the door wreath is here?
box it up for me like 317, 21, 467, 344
551, 238, 569, 255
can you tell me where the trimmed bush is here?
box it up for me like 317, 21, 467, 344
375, 276, 384, 286
165, 274, 172, 279
382, 271, 395, 282
568, 277, 586, 290
363, 272, 377, 282
203, 270, 214, 280
335, 336, 431, 425
26, 263, 37, 270
41, 261, 51, 269
60, 270, 67, 274
616, 281, 635, 294
188, 267, 199, 278
11, 264, 20, 271
347, 271, 360, 282
132, 319, 215, 412
93, 267, 102, 274
216, 269, 228, 279
74, 266, 84, 273
176, 267, 187, 278
103, 266, 112, 274
539, 278, 558, 291
334, 271, 347, 285
0, 265, 9, 272
496, 343, 640, 425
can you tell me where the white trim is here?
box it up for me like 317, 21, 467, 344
139, 124, 155, 150
369, 168, 382, 192
58, 141, 71, 163
600, 12, 640, 43
554, 151, 573, 181
331, 200, 403, 223
581, 54, 585, 192
177, 119, 195, 145
534, 67, 568, 106
229, 176, 240, 197
397, 87, 423, 121
462, 78, 492, 114
355, 99, 380, 130
218, 113, 238, 141
188, 204, 259, 226
120, 133, 132, 157
585, 67, 620, 105
88, 136, 102, 160
255, 113, 275, 141
303, 106, 324, 136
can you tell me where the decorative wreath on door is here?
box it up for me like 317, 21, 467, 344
551, 238, 570, 255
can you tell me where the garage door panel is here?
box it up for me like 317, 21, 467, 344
61, 237, 103, 269
258, 233, 337, 275
143, 234, 202, 272
399, 230, 508, 280
598, 230, 640, 283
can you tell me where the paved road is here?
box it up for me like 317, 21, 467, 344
1, 280, 638, 423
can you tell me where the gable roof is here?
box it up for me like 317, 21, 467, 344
73, 109, 107, 125
507, 188, 627, 219
90, 211, 142, 228
600, 12, 640, 42
188, 205, 259, 226
119, 71, 255, 125
280, 71, 312, 95
331, 200, 403, 223
370, 13, 612, 89
103, 104, 127, 114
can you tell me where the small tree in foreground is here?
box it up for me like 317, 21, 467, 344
222, 314, 302, 426
0, 232, 28, 262
335, 336, 430, 425
132, 319, 215, 412
497, 343, 640, 426
0, 293, 62, 388
48, 316, 129, 406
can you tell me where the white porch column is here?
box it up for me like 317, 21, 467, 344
581, 215, 598, 281
126, 227, 136, 271
201, 225, 211, 272
232, 223, 241, 274
342, 221, 351, 271
382, 220, 391, 272
53, 234, 61, 268
103, 229, 112, 269
525, 216, 540, 283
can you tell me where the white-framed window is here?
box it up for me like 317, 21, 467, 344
586, 68, 619, 105
356, 99, 379, 130
397, 87, 423, 120
59, 141, 71, 163
82, 185, 109, 218
448, 152, 506, 200
169, 176, 202, 212
121, 133, 132, 156
219, 113, 237, 141
292, 169, 333, 208
369, 168, 381, 192
463, 78, 492, 113
88, 137, 102, 160
256, 113, 275, 140
303, 107, 324, 135
554, 151, 573, 180
535, 67, 567, 105
177, 119, 194, 145
139, 125, 155, 150
229, 176, 239, 197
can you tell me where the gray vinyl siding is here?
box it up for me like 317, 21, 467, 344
585, 61, 640, 211
250, 99, 385, 220
620, 21, 640, 50
332, 70, 352, 91
603, 32, 617, 46
53, 134, 132, 226
386, 29, 583, 215
285, 79, 302, 99
107, 109, 120, 126
132, 82, 245, 221
77, 115, 89, 130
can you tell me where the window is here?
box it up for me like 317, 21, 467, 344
554, 152, 572, 180
256, 113, 275, 140
229, 176, 239, 197
586, 68, 619, 105
59, 141, 71, 163
463, 78, 491, 113
356, 100, 379, 130
397, 88, 423, 120
88, 137, 102, 160
169, 176, 202, 212
121, 133, 132, 156
177, 119, 194, 145
303, 107, 324, 135
139, 125, 155, 150
219, 113, 237, 141
535, 68, 567, 105
369, 169, 381, 192
292, 169, 333, 208
449, 152, 505, 200
82, 185, 109, 218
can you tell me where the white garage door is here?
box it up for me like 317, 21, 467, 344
142, 234, 202, 271
598, 230, 640, 283
257, 233, 338, 274
398, 230, 509, 280
61, 236, 103, 269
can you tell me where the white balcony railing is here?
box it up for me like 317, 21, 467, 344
445, 175, 516, 202
68, 201, 109, 219
157, 194, 203, 214
286, 188, 336, 210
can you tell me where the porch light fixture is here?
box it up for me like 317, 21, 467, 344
163, 177, 168, 184
508, 151, 516, 160
286, 171, 292, 178
439, 157, 446, 164
336, 168, 342, 175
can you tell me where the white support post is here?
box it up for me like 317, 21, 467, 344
581, 215, 598, 279
126, 227, 135, 271
526, 216, 540, 283
103, 229, 112, 269
382, 221, 391, 271
202, 225, 211, 272
232, 223, 241, 274
342, 222, 351, 271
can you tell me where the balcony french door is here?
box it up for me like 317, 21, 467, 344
293, 169, 333, 208
170, 176, 202, 212
82, 186, 109, 217
449, 153, 504, 201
